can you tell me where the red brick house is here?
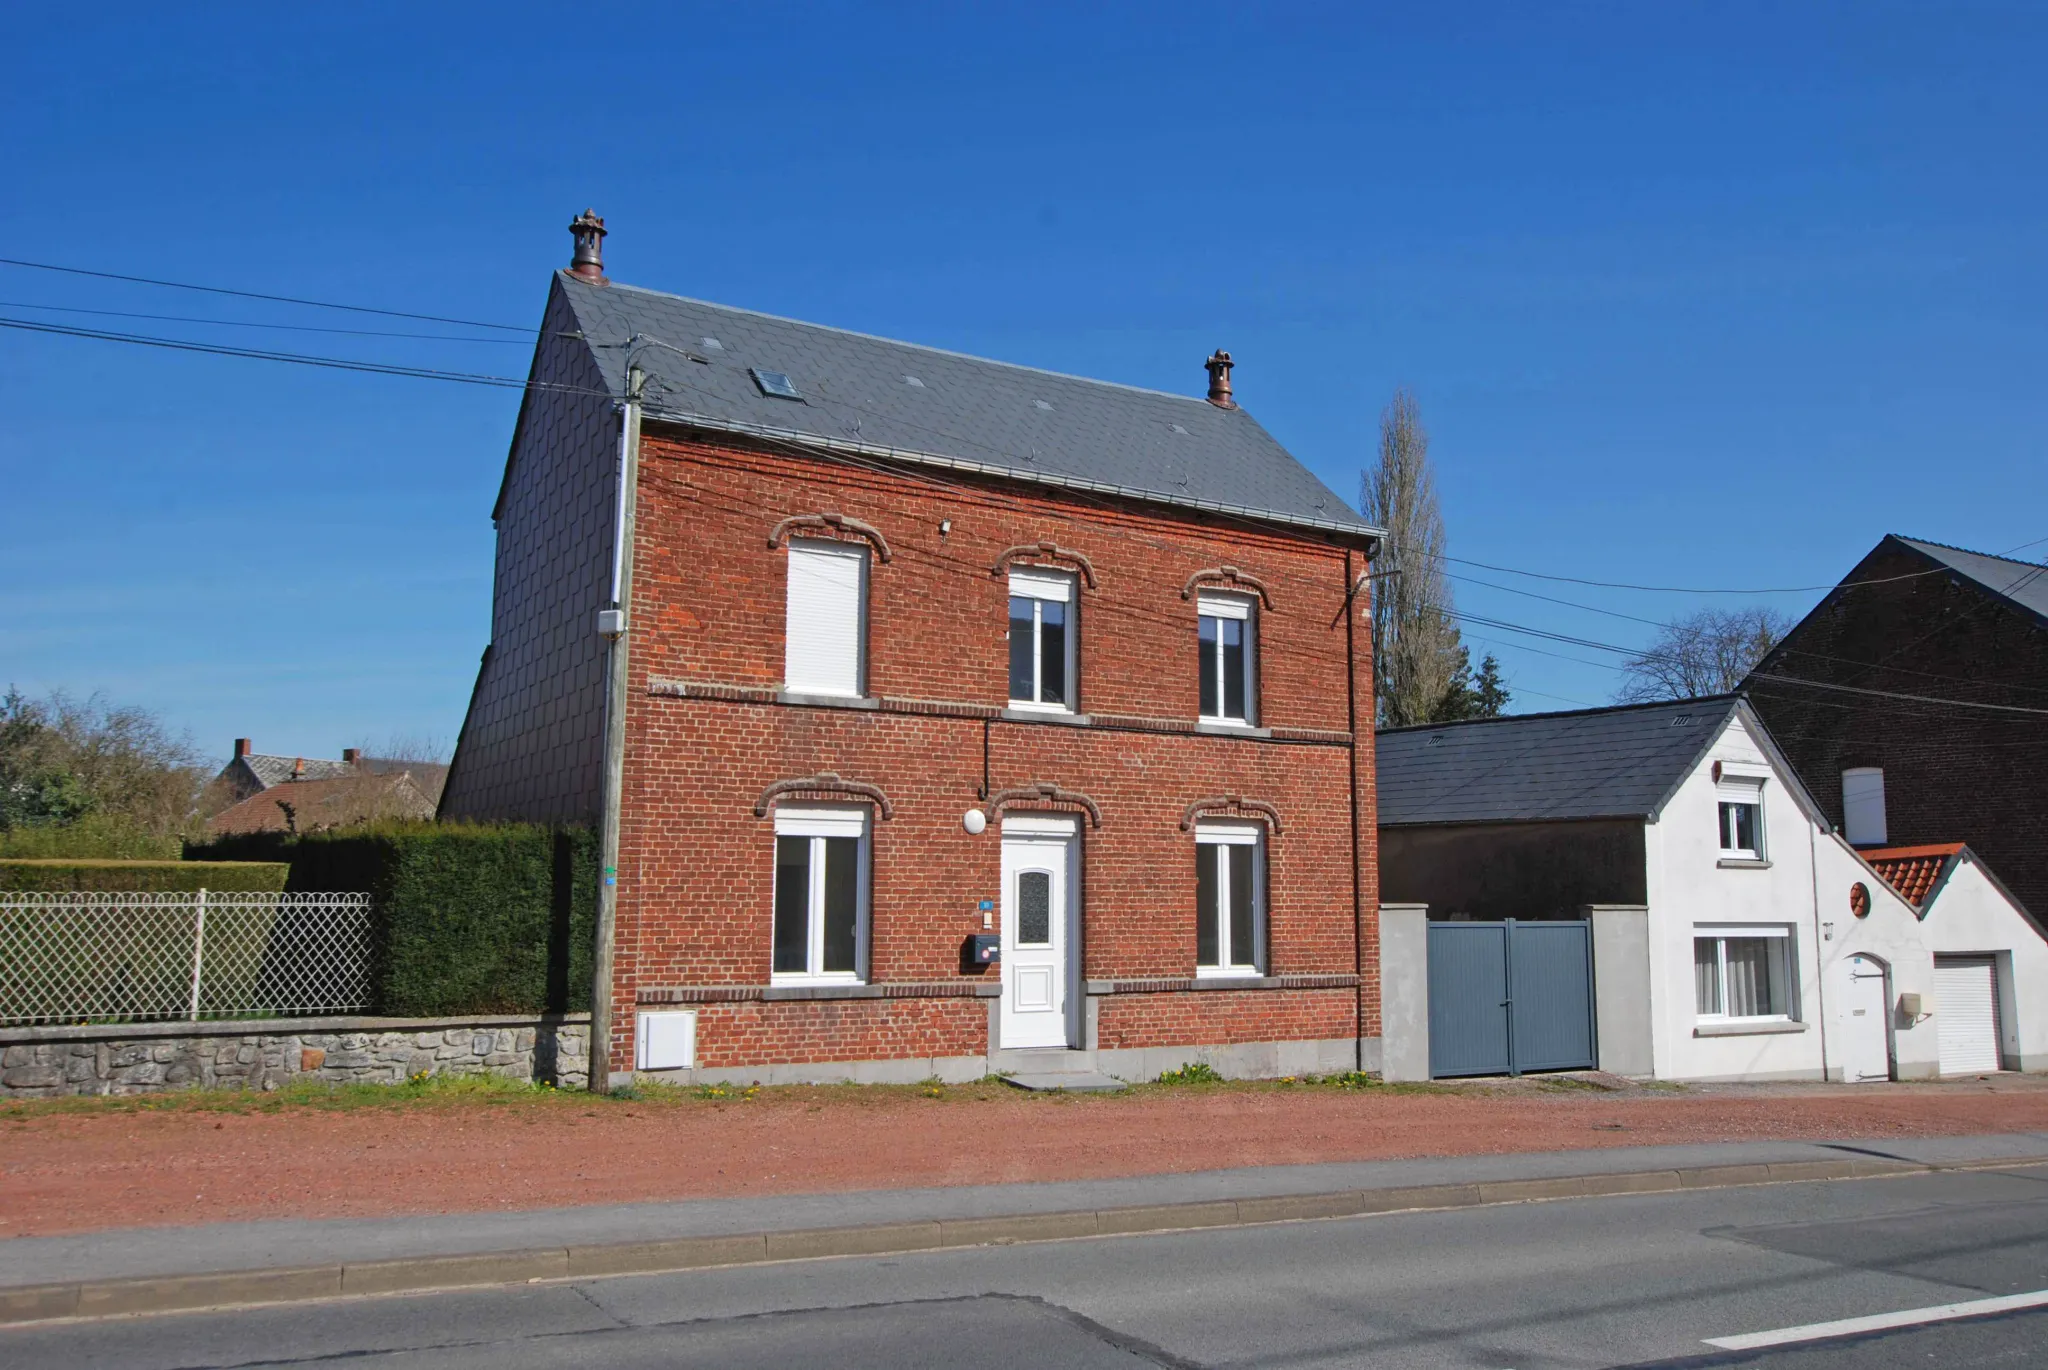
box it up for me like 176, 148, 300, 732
441, 214, 1386, 1086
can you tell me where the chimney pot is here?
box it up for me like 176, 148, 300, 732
568, 209, 608, 284
342, 748, 362, 766
1203, 350, 1236, 409
234, 737, 251, 758
293, 757, 305, 779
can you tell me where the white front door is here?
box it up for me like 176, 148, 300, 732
1840, 954, 1892, 1083
1000, 820, 1076, 1050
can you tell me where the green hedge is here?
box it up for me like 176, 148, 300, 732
190, 822, 596, 1016
0, 859, 290, 893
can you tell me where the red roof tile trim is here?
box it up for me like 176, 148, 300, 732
1862, 842, 1966, 908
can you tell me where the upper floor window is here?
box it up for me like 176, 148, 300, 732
784, 539, 867, 698
1197, 593, 1256, 723
1716, 778, 1764, 860
1008, 569, 1075, 711
772, 805, 868, 982
1195, 823, 1264, 976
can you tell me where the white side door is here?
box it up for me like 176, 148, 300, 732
1000, 817, 1077, 1050
1839, 954, 1892, 1083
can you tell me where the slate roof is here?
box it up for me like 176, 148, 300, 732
1376, 696, 1744, 826
1862, 842, 1966, 909
243, 754, 355, 788
1895, 536, 2048, 624
553, 273, 1378, 541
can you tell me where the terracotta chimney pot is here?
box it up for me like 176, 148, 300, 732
342, 748, 362, 766
1204, 350, 1236, 409
234, 738, 251, 758
568, 209, 608, 284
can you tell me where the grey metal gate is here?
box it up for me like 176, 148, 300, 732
1427, 919, 1595, 1078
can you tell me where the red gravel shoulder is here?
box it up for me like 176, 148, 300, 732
4, 1075, 2046, 1240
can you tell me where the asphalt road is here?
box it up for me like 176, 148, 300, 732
7, 1163, 2047, 1369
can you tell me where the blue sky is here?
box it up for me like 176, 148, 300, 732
3, 3, 2043, 762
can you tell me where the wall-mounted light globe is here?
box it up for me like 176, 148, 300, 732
963, 808, 987, 835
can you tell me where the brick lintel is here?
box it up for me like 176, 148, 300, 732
636, 981, 1001, 1005
1084, 974, 1359, 995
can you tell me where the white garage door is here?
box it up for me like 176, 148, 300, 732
1935, 956, 2003, 1075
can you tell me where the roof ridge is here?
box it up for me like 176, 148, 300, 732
1894, 534, 2048, 572
1376, 694, 1741, 735
576, 273, 1225, 408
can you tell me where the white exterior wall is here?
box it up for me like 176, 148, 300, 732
1813, 836, 1939, 1079
1921, 859, 2048, 1071
1643, 714, 1827, 1082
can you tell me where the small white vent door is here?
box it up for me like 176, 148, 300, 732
784, 540, 866, 697
1934, 956, 2001, 1075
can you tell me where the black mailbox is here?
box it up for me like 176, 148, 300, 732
968, 934, 1001, 965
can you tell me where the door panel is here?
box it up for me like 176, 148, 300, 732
1935, 956, 2002, 1075
1428, 920, 1596, 1078
1840, 954, 1892, 1083
1000, 835, 1073, 1049
1508, 922, 1595, 1072
1428, 923, 1511, 1077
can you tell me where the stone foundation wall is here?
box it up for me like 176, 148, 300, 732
0, 1013, 590, 1098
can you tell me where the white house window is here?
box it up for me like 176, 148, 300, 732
1195, 823, 1264, 976
1197, 593, 1256, 724
771, 806, 868, 982
1716, 779, 1765, 860
1008, 569, 1075, 711
1694, 926, 1793, 1021
784, 539, 868, 698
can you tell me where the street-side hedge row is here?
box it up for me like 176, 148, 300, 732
188, 823, 596, 1016
0, 859, 291, 893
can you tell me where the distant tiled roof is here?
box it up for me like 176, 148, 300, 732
239, 754, 448, 803
1862, 842, 1966, 909
243, 754, 354, 788
1895, 536, 2048, 625
552, 273, 1379, 541
1377, 696, 1743, 826
207, 773, 436, 836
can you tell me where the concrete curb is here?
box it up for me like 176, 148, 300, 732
5, 1152, 2043, 1328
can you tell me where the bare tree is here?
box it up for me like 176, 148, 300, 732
1615, 607, 1796, 703
1361, 389, 1467, 726
0, 687, 210, 855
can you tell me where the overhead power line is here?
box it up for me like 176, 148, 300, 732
0, 316, 605, 396
0, 256, 532, 333
0, 300, 528, 344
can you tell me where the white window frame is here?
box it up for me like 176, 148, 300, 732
1715, 778, 1766, 860
1693, 924, 1796, 1024
783, 538, 869, 699
1007, 568, 1077, 713
1197, 592, 1257, 725
770, 805, 869, 984
1194, 822, 1265, 978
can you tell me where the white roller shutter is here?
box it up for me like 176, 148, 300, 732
784, 539, 866, 697
1934, 956, 2002, 1075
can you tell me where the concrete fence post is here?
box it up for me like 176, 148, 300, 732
187, 888, 209, 1023
1379, 903, 1431, 1082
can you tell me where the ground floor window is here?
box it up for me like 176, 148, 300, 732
1195, 824, 1263, 976
772, 806, 868, 981
1693, 925, 1792, 1021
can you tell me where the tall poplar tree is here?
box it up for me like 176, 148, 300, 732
1360, 389, 1473, 727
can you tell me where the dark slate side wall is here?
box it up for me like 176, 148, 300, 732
1379, 819, 1647, 920
439, 282, 618, 824
1746, 539, 2048, 920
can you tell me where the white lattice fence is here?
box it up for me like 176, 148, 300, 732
0, 891, 374, 1026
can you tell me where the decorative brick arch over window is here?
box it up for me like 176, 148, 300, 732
767, 513, 893, 563
1181, 565, 1275, 610
988, 782, 1103, 829
753, 772, 894, 819
1179, 794, 1284, 835
992, 541, 1098, 590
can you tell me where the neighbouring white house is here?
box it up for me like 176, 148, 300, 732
1375, 695, 2048, 1083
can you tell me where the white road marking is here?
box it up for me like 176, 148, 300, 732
1704, 1288, 2048, 1350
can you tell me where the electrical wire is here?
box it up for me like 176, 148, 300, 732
0, 299, 529, 343
0, 316, 609, 397
0, 256, 532, 332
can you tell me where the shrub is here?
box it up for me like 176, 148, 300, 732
0, 814, 183, 860
193, 822, 596, 1016
0, 859, 289, 893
